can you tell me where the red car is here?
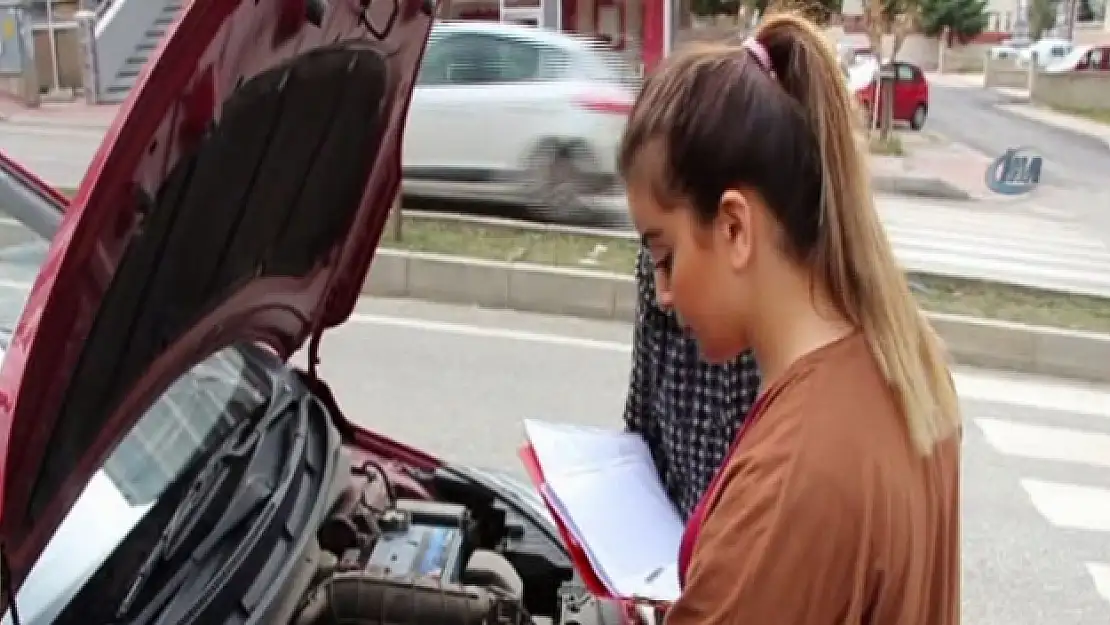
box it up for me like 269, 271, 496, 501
0, 0, 604, 623
850, 60, 930, 131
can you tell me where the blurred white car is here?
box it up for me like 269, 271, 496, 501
1017, 38, 1072, 68
402, 21, 637, 221
989, 36, 1031, 60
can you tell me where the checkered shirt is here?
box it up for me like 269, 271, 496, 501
623, 245, 762, 519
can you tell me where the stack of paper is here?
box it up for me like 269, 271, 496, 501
520, 419, 684, 602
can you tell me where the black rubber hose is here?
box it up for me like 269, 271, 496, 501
296, 572, 526, 625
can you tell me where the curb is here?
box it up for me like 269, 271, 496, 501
0, 117, 117, 131
872, 174, 973, 201
363, 248, 1110, 384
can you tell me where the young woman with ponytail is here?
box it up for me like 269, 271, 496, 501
618, 11, 961, 625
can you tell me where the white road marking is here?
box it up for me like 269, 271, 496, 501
1021, 479, 1110, 533
347, 312, 631, 353
974, 418, 1110, 469
952, 367, 1110, 419
1086, 563, 1110, 602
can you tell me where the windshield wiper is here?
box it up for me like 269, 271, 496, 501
116, 423, 268, 618
115, 388, 296, 620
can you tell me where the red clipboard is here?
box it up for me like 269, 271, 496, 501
518, 443, 613, 598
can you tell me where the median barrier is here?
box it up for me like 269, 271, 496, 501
363, 248, 1110, 385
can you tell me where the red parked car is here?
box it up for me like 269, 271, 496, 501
0, 0, 601, 623
849, 60, 930, 131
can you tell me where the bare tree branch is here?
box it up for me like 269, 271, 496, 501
889, 6, 920, 60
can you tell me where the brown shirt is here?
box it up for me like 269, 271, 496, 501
665, 333, 960, 625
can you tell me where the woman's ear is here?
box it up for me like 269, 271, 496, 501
716, 189, 754, 271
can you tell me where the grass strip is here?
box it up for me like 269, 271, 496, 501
48, 189, 1110, 333
1046, 104, 1110, 126
384, 214, 1110, 334
868, 134, 905, 156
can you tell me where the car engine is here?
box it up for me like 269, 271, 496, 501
289, 460, 532, 625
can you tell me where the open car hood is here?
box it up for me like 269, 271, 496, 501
0, 0, 433, 590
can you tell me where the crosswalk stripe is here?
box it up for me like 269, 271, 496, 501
882, 215, 1102, 246
879, 204, 1095, 235
888, 231, 1110, 268
1086, 563, 1110, 602
974, 418, 1110, 468
896, 247, 1110, 280
1020, 479, 1110, 533
897, 250, 1110, 296
953, 368, 1110, 419
892, 241, 1110, 269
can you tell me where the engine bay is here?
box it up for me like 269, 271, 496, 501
286, 434, 617, 625
289, 454, 557, 625
47, 352, 616, 625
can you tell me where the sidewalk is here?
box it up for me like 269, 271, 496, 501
926, 72, 984, 88
0, 101, 120, 129
997, 103, 1110, 145
870, 131, 997, 201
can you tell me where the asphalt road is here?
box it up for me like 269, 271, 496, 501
928, 84, 1110, 192
927, 83, 1110, 240
0, 123, 101, 191
305, 296, 1110, 625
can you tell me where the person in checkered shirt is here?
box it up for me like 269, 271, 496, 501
623, 244, 762, 519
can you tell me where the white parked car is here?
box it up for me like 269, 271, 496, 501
402, 21, 637, 221
1017, 38, 1072, 68
989, 36, 1031, 61
1045, 44, 1110, 73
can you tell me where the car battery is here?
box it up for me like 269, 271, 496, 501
365, 499, 472, 584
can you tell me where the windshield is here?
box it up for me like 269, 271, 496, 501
4, 345, 273, 624
0, 159, 277, 624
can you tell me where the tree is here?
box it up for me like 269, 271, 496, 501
863, 0, 918, 137
917, 0, 988, 43
864, 0, 920, 64
1029, 0, 1057, 39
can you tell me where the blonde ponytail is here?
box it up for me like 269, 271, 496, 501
757, 12, 961, 453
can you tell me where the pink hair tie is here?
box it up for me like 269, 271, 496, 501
742, 37, 776, 78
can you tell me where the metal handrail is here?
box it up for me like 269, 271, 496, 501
95, 0, 115, 19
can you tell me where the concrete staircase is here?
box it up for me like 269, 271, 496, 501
102, 0, 183, 102
93, 0, 184, 104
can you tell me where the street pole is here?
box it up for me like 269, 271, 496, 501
1066, 0, 1078, 41
45, 0, 61, 94
75, 9, 98, 104
389, 192, 403, 242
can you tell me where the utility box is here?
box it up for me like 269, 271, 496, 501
0, 1, 39, 106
